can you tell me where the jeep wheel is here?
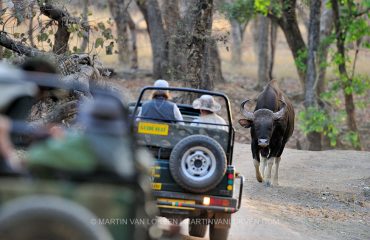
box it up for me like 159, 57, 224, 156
209, 224, 229, 240
188, 217, 208, 238
0, 196, 113, 240
169, 135, 227, 193
209, 213, 231, 240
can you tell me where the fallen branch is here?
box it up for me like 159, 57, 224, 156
0, 32, 45, 57
44, 100, 78, 124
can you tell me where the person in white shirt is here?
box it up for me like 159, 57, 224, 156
191, 95, 228, 131
137, 80, 184, 125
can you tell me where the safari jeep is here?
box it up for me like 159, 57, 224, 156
0, 73, 159, 240
132, 87, 244, 240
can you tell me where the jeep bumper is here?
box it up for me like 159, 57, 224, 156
154, 174, 244, 214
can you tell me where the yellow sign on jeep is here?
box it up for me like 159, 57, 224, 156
138, 122, 169, 136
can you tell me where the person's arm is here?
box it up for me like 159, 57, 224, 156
0, 116, 14, 161
217, 115, 229, 132
190, 118, 200, 127
0, 116, 24, 171
173, 105, 184, 125
135, 108, 142, 122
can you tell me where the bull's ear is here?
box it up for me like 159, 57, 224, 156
238, 119, 252, 128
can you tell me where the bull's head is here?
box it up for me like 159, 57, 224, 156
238, 99, 286, 148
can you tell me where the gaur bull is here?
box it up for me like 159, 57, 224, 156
239, 80, 294, 186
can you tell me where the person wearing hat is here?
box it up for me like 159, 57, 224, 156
137, 80, 184, 124
191, 95, 228, 131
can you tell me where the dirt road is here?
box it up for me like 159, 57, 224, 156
178, 143, 370, 240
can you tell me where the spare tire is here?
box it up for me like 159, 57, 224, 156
169, 135, 227, 193
0, 195, 113, 240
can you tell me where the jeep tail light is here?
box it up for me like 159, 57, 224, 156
210, 198, 230, 207
203, 197, 211, 206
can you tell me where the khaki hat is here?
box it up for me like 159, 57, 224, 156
192, 95, 221, 113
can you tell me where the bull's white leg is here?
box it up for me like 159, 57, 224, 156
259, 157, 267, 179
264, 158, 274, 187
254, 159, 263, 182
272, 157, 281, 186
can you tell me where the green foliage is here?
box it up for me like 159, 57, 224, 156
222, 0, 282, 22
92, 20, 115, 52
316, 73, 370, 149
0, 3, 118, 56
343, 131, 361, 149
306, 0, 370, 149
37, 32, 49, 42
351, 74, 370, 95
3, 49, 13, 59
105, 42, 114, 55
346, 18, 369, 44
295, 48, 308, 72
222, 0, 254, 24
298, 107, 343, 147
254, 0, 270, 15
95, 38, 104, 48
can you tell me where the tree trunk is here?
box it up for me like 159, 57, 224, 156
296, 1, 309, 30
0, 1, 3, 59
176, 0, 213, 103
317, 0, 334, 96
252, 18, 259, 58
28, 16, 35, 47
305, 0, 322, 151
162, 0, 183, 80
108, 0, 129, 65
185, 0, 213, 89
80, 0, 90, 52
274, 0, 307, 90
162, 0, 180, 34
230, 19, 244, 65
331, 0, 361, 150
136, 0, 168, 79
268, 20, 277, 81
26, 1, 36, 48
38, 0, 74, 54
53, 26, 70, 54
256, 15, 270, 90
207, 39, 224, 84
126, 13, 138, 69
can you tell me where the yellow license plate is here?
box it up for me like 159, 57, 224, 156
152, 183, 162, 190
138, 122, 169, 136
157, 198, 195, 210
151, 166, 160, 178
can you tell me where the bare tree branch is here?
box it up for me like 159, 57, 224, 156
0, 31, 44, 56
37, 0, 89, 54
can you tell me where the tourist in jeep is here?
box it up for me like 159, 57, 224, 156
137, 80, 184, 124
191, 95, 228, 131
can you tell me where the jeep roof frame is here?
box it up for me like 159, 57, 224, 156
132, 86, 236, 165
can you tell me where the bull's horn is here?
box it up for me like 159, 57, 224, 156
240, 99, 255, 120
273, 99, 286, 120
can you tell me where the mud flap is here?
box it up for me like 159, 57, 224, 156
212, 212, 231, 229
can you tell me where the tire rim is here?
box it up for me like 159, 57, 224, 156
180, 146, 217, 182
